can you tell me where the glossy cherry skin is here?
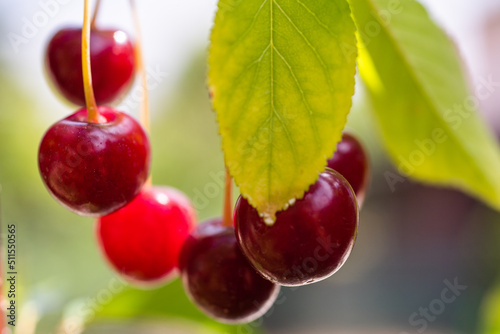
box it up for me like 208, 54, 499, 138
38, 107, 150, 216
179, 218, 280, 324
327, 133, 370, 204
97, 186, 196, 287
45, 27, 135, 106
235, 169, 358, 287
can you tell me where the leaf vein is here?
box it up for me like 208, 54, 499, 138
226, 44, 271, 120
273, 45, 320, 145
274, 0, 335, 97
294, 0, 332, 35
222, 0, 270, 66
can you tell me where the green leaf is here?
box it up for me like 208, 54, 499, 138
208, 0, 357, 221
350, 0, 500, 209
90, 279, 249, 334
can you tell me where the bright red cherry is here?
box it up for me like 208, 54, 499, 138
38, 107, 150, 216
327, 133, 370, 204
45, 27, 135, 106
97, 186, 196, 287
179, 218, 280, 324
235, 169, 358, 287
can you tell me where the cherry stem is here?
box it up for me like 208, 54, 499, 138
129, 0, 151, 188
223, 168, 233, 228
82, 0, 99, 122
90, 0, 102, 29
130, 0, 150, 133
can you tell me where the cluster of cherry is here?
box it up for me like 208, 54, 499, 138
180, 134, 369, 323
39, 22, 196, 299
38, 11, 369, 325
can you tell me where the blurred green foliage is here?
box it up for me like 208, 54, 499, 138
91, 279, 246, 334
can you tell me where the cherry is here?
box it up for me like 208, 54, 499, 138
235, 169, 358, 287
38, 106, 150, 216
97, 186, 196, 287
179, 218, 280, 324
45, 27, 135, 106
327, 133, 370, 204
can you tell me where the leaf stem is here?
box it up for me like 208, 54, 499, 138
223, 168, 233, 228
82, 0, 99, 122
90, 0, 101, 29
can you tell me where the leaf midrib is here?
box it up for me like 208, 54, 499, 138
268, 0, 275, 201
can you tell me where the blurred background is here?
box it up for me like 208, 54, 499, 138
1, 0, 500, 333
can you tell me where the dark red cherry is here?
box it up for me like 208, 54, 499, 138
97, 186, 196, 287
45, 27, 135, 106
179, 218, 280, 324
235, 169, 358, 287
327, 133, 370, 204
38, 106, 150, 216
